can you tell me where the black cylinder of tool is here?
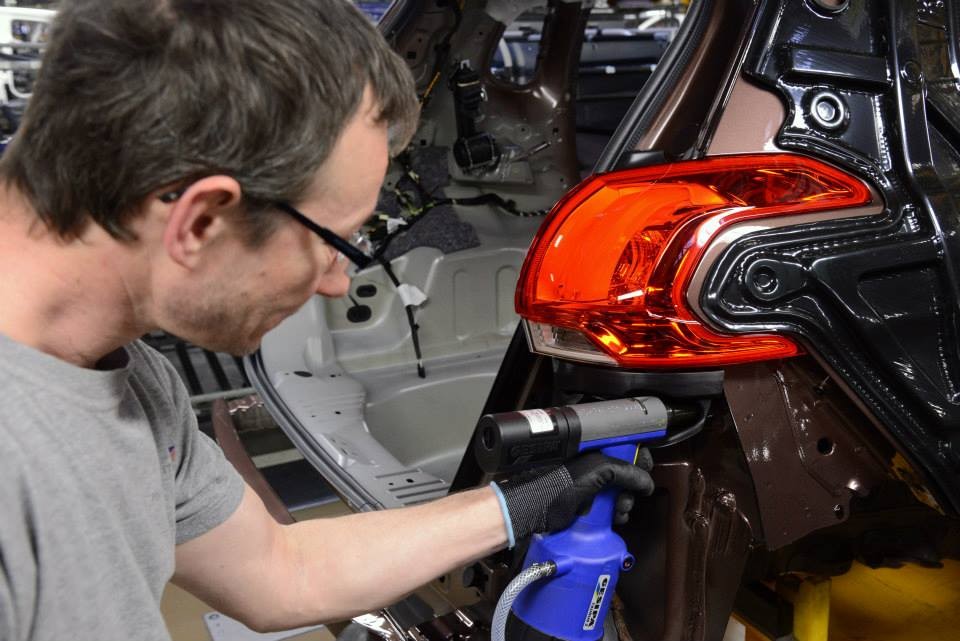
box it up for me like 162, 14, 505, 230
474, 406, 582, 475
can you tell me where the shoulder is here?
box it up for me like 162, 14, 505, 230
126, 339, 179, 386
125, 339, 194, 404
124, 339, 195, 434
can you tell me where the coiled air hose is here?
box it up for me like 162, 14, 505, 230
491, 561, 557, 641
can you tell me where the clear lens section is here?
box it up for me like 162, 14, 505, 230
523, 321, 617, 365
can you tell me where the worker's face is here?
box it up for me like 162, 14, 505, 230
164, 87, 389, 356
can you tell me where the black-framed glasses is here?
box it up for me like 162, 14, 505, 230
273, 202, 373, 269
158, 188, 373, 269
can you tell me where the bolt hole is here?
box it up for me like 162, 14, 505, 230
482, 426, 496, 449
406, 478, 415, 483
356, 284, 378, 298
335, 410, 341, 415
817, 437, 835, 455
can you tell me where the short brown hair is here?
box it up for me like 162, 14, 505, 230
0, 0, 418, 241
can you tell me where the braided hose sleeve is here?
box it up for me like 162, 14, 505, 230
491, 561, 558, 641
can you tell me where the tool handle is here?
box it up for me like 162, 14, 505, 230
576, 442, 638, 528
511, 441, 636, 641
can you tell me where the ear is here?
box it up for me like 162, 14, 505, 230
162, 175, 243, 268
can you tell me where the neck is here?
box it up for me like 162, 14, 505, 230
0, 185, 152, 367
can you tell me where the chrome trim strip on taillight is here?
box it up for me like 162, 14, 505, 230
685, 196, 885, 328
693, 73, 886, 329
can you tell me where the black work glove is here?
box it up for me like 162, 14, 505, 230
494, 450, 654, 545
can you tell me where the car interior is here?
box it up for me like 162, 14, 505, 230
248, 0, 686, 511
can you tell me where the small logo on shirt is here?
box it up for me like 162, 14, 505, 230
167, 445, 177, 462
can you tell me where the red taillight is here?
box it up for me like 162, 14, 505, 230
516, 153, 873, 368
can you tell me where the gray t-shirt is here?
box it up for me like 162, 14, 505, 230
0, 334, 245, 641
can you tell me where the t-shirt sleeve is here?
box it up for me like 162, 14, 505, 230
134, 342, 246, 545
173, 419, 247, 544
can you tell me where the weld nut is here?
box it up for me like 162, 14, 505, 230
807, 91, 848, 132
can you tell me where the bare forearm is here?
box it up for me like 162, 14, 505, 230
176, 453, 652, 633
275, 486, 506, 626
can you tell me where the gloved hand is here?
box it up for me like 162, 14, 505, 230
492, 450, 654, 547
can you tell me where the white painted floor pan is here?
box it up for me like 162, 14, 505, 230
249, 237, 535, 511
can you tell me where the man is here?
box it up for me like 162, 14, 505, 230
0, 1, 654, 639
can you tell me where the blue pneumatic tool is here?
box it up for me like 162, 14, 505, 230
473, 398, 699, 641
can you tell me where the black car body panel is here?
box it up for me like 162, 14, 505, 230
698, 0, 960, 513
471, 1, 960, 638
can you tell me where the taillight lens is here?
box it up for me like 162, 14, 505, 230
516, 153, 873, 368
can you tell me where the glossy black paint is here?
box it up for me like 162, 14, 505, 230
699, 0, 960, 512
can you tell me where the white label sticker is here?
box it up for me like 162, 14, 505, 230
518, 409, 554, 434
582, 574, 611, 631
385, 216, 408, 234
396, 283, 428, 307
